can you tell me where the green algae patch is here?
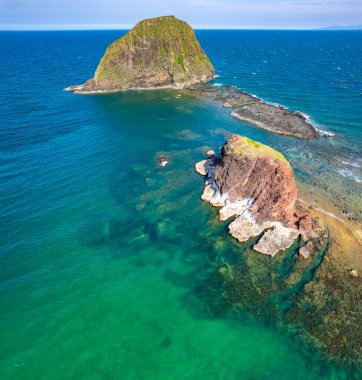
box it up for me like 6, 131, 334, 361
230, 135, 291, 167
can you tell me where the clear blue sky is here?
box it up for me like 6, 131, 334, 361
1, 0, 361, 30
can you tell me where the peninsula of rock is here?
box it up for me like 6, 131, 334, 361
67, 16, 214, 93
190, 86, 320, 139
195, 134, 325, 256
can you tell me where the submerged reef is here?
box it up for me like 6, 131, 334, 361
196, 134, 326, 256
68, 16, 214, 93
194, 135, 361, 367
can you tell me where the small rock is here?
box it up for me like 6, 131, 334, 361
297, 212, 312, 235
322, 131, 335, 138
195, 160, 209, 176
157, 154, 169, 167
206, 150, 215, 158
223, 101, 234, 108
299, 241, 314, 259
348, 269, 359, 278
201, 185, 215, 202
342, 210, 353, 218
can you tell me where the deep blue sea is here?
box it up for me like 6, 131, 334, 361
0, 30, 361, 379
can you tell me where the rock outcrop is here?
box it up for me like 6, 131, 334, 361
190, 86, 319, 139
68, 16, 214, 93
195, 135, 319, 256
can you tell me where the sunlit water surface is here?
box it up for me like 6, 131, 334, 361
0, 30, 361, 379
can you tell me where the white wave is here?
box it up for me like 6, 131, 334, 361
297, 113, 334, 137
316, 128, 335, 138
213, 74, 220, 78
250, 93, 262, 100
341, 160, 362, 168
212, 83, 222, 87
337, 168, 362, 183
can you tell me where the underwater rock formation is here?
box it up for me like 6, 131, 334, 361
68, 16, 214, 93
196, 134, 320, 256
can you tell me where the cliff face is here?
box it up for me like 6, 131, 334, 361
195, 135, 320, 257
71, 16, 214, 93
214, 135, 298, 227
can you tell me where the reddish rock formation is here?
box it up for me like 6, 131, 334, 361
195, 134, 323, 257
214, 134, 298, 227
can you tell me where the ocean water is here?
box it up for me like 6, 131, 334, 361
0, 30, 361, 379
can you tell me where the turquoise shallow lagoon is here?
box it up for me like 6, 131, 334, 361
0, 31, 361, 379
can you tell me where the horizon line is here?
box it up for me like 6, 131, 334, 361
1, 26, 362, 32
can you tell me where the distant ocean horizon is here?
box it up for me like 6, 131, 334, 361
0, 30, 361, 379
2, 27, 362, 31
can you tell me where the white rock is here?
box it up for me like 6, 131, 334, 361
228, 213, 266, 243
219, 199, 251, 221
223, 101, 234, 108
206, 150, 215, 157
201, 185, 215, 202
254, 223, 300, 257
298, 241, 314, 259
195, 160, 209, 176
348, 269, 359, 278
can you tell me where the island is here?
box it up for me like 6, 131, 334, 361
67, 15, 319, 140
67, 16, 215, 93
195, 134, 326, 256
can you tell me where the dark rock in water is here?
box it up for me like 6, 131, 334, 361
342, 209, 353, 219
68, 16, 214, 93
189, 85, 319, 140
196, 134, 324, 256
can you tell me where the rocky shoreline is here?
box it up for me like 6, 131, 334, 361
188, 85, 320, 139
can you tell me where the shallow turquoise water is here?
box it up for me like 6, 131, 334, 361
0, 31, 361, 379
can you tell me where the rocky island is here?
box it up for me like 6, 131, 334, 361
196, 134, 325, 256
68, 15, 319, 139
67, 16, 214, 93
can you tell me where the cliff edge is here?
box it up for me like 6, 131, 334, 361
68, 16, 214, 93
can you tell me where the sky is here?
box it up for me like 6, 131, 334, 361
0, 0, 362, 30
